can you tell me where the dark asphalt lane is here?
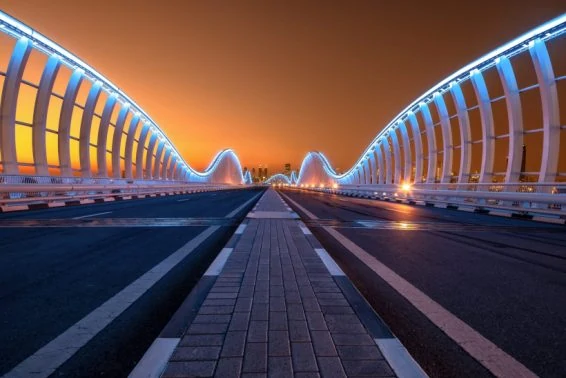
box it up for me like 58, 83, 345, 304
0, 187, 264, 377
281, 189, 566, 378
0, 188, 256, 220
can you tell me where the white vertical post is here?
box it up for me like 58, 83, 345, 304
0, 37, 32, 174
96, 94, 117, 177
153, 140, 165, 179
58, 70, 84, 177
368, 149, 377, 184
470, 69, 495, 184
390, 129, 402, 184
449, 82, 472, 184
407, 111, 423, 183
433, 92, 454, 183
135, 123, 150, 179
398, 121, 412, 183
363, 158, 371, 184
419, 103, 437, 183
383, 140, 392, 184
161, 148, 172, 180
32, 55, 61, 176
112, 105, 131, 178
375, 147, 384, 185
144, 133, 158, 179
168, 156, 177, 180
529, 39, 560, 183
79, 81, 103, 177
496, 56, 524, 184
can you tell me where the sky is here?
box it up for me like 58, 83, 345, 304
0, 0, 565, 174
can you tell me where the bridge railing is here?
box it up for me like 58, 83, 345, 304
0, 173, 240, 206
295, 182, 566, 215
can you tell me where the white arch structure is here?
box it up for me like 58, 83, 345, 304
295, 14, 566, 209
0, 11, 248, 191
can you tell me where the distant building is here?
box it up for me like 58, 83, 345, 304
284, 163, 291, 175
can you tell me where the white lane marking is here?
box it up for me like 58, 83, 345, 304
129, 337, 179, 378
177, 198, 192, 202
204, 248, 234, 276
300, 225, 311, 235
376, 338, 428, 378
235, 224, 247, 234
72, 211, 112, 220
315, 248, 345, 276
5, 225, 220, 378
6, 191, 263, 378
281, 191, 537, 378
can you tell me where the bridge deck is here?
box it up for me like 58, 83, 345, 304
162, 189, 397, 377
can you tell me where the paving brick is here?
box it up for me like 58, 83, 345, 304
316, 357, 346, 378
342, 360, 395, 376
214, 358, 243, 378
310, 331, 337, 357
305, 312, 327, 331
248, 320, 268, 342
291, 343, 318, 372
269, 357, 293, 377
170, 346, 221, 361
269, 311, 288, 331
269, 296, 286, 312
287, 304, 306, 321
316, 298, 350, 306
180, 334, 224, 347
221, 331, 247, 358
331, 333, 375, 346
336, 345, 383, 360
268, 330, 291, 357
319, 306, 354, 315
200, 305, 235, 315
194, 314, 232, 324
162, 361, 217, 377
203, 298, 237, 306
289, 320, 310, 342
188, 322, 229, 335
229, 312, 251, 331
294, 373, 321, 378
235, 297, 253, 312
208, 292, 239, 299
251, 303, 269, 321
243, 342, 268, 373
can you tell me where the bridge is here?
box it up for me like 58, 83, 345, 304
1, 9, 565, 378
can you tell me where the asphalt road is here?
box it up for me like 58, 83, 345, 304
0, 187, 264, 377
280, 189, 566, 378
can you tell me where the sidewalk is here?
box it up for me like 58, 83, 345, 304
160, 189, 400, 377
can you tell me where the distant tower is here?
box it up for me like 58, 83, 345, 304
284, 163, 291, 175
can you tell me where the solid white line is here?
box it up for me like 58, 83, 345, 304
299, 225, 311, 235
204, 248, 234, 276
281, 191, 537, 378
5, 225, 221, 378
177, 198, 192, 202
235, 224, 247, 234
376, 338, 428, 378
129, 338, 179, 378
72, 211, 112, 220
315, 248, 345, 276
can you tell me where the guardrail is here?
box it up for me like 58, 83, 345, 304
286, 183, 566, 216
0, 175, 244, 207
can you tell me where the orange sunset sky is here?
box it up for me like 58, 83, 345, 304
0, 0, 565, 174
